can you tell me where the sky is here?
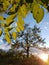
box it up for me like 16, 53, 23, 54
24, 10, 49, 47
0, 8, 49, 50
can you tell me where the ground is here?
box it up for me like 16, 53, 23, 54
0, 55, 48, 65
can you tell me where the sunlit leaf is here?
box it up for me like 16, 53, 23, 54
17, 21, 24, 31
16, 27, 21, 32
3, 1, 10, 11
18, 13, 25, 25
5, 33, 11, 43
20, 26, 24, 31
0, 29, 2, 36
15, 0, 20, 3
20, 4, 28, 17
1, 23, 5, 27
33, 2, 44, 23
4, 28, 9, 33
4, 28, 10, 38
9, 0, 14, 4
12, 32, 17, 40
10, 4, 18, 12
0, 16, 4, 20
6, 13, 16, 26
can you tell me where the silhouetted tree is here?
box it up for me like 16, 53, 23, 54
12, 24, 45, 58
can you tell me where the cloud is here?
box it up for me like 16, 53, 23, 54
0, 39, 4, 44
0, 43, 11, 51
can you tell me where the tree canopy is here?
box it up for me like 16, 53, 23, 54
11, 24, 45, 57
0, 0, 49, 22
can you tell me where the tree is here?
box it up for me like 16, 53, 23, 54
11, 24, 45, 57
0, 0, 49, 41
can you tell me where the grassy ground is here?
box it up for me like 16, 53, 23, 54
0, 55, 48, 65
0, 50, 48, 65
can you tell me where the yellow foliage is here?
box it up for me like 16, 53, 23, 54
15, 0, 20, 3
12, 32, 17, 40
4, 28, 9, 33
5, 33, 11, 43
9, 0, 14, 4
18, 13, 25, 25
1, 23, 5, 27
3, 1, 10, 11
4, 26, 13, 34
20, 4, 28, 17
36, 8, 44, 23
10, 4, 18, 12
6, 13, 16, 26
7, 26, 13, 31
33, 2, 40, 13
4, 28, 10, 37
20, 26, 24, 31
17, 21, 24, 31
33, 2, 44, 23
17, 12, 25, 31
17, 21, 20, 26
0, 29, 2, 36
0, 16, 4, 20
16, 27, 21, 32
3, 4, 7, 11
4, 1, 10, 6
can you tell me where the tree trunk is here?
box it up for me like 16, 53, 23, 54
26, 33, 29, 58
27, 47, 29, 58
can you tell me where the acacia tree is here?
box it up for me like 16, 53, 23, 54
11, 24, 45, 57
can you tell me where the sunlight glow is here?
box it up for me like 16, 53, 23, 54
39, 53, 48, 62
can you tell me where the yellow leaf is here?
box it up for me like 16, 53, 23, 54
3, 4, 7, 11
17, 21, 24, 31
20, 4, 28, 17
10, 4, 17, 12
4, 28, 9, 33
33, 2, 44, 23
4, 28, 10, 37
0, 16, 4, 20
5, 1, 10, 6
0, 29, 2, 36
12, 32, 17, 40
36, 8, 44, 23
6, 14, 16, 26
5, 33, 11, 43
3, 1, 10, 11
17, 21, 21, 27
15, 0, 20, 3
33, 2, 40, 13
1, 22, 6, 28
6, 26, 13, 31
9, 0, 14, 4
18, 13, 25, 25
20, 26, 24, 31
1, 23, 5, 27
16, 27, 21, 32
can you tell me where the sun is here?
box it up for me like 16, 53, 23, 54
39, 53, 48, 62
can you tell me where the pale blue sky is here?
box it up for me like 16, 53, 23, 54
24, 11, 49, 47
